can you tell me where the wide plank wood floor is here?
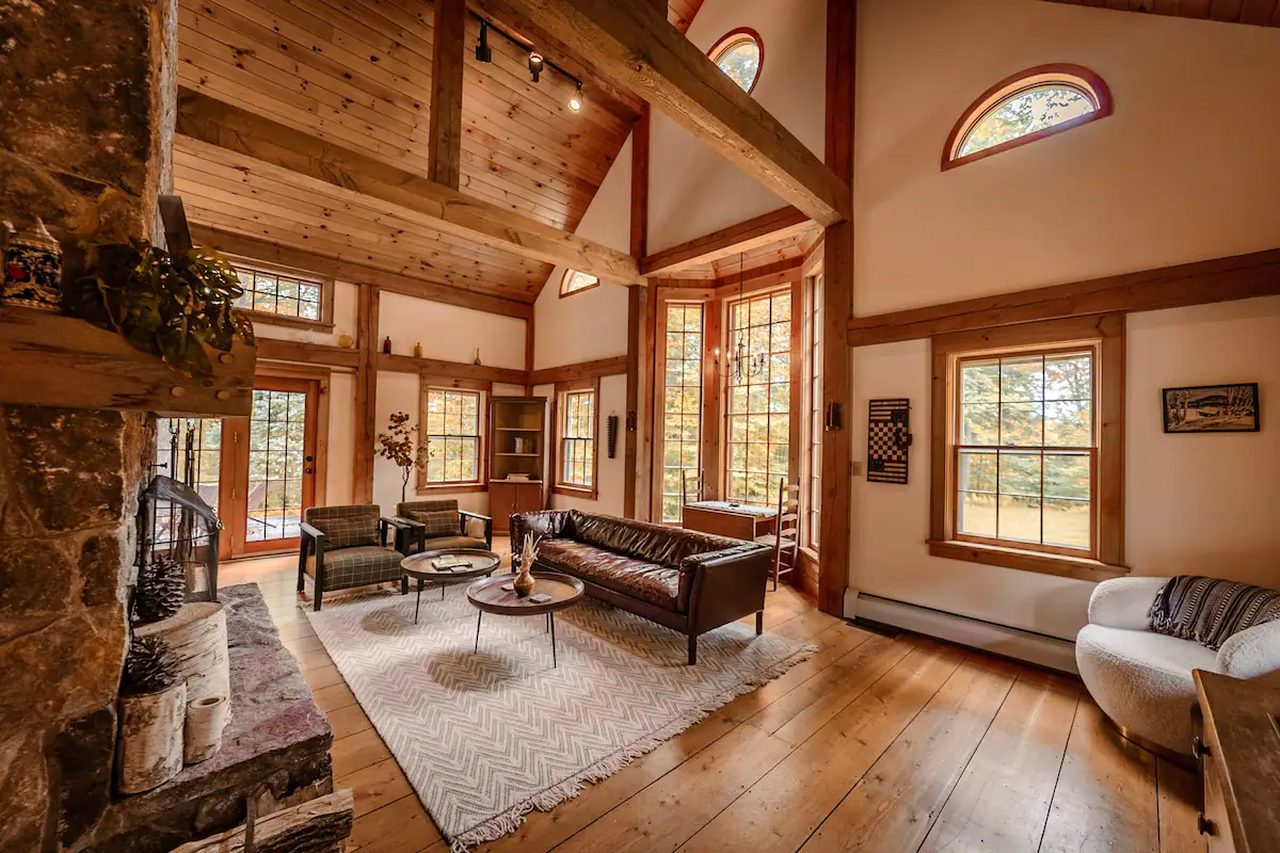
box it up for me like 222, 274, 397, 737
223, 541, 1204, 853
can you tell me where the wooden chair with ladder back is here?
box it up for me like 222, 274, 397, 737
756, 480, 800, 591
682, 470, 703, 510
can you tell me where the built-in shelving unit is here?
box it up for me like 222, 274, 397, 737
489, 396, 546, 524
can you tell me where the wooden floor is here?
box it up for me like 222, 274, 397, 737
224, 542, 1205, 853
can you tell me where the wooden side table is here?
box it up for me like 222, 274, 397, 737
400, 549, 501, 624
466, 572, 584, 667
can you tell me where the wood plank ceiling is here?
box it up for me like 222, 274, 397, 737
174, 0, 705, 304
1047, 0, 1280, 28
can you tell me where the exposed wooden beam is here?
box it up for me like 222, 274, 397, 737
191, 226, 533, 320
496, 0, 851, 226
256, 338, 360, 369
353, 284, 379, 505
177, 90, 643, 285
711, 257, 804, 298
625, 284, 643, 517
378, 353, 528, 385
640, 207, 813, 276
528, 354, 628, 386
846, 248, 1280, 347
818, 0, 857, 617
429, 0, 467, 188
630, 110, 652, 260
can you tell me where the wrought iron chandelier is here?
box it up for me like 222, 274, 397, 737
713, 253, 768, 384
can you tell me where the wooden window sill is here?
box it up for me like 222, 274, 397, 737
416, 483, 486, 494
927, 539, 1128, 583
240, 309, 335, 333
551, 484, 597, 500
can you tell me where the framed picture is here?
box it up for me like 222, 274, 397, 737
1162, 383, 1259, 433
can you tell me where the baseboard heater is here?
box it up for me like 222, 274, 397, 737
847, 591, 1079, 675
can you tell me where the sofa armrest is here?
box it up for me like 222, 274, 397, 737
461, 510, 494, 547
1216, 619, 1280, 681
683, 544, 771, 633
510, 509, 574, 547
1087, 576, 1167, 630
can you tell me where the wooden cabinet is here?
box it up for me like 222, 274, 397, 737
489, 396, 546, 531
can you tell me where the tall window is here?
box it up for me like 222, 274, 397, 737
662, 303, 704, 522
560, 269, 599, 298
557, 385, 597, 491
943, 64, 1111, 170
232, 264, 327, 324
804, 275, 824, 548
708, 28, 763, 94
423, 388, 482, 485
725, 290, 790, 505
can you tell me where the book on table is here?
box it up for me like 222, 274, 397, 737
431, 556, 472, 571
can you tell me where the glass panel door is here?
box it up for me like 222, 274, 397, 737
241, 379, 317, 552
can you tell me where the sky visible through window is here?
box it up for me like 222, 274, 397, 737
958, 85, 1095, 158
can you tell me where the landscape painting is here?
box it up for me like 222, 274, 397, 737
1162, 383, 1260, 433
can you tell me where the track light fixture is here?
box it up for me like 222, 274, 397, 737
568, 83, 585, 112
528, 51, 545, 82
474, 21, 492, 63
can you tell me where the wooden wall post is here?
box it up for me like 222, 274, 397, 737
817, 0, 857, 616
353, 284, 379, 505
428, 0, 466, 188
629, 84, 656, 519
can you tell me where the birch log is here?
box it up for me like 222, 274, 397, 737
184, 693, 229, 764
135, 602, 229, 705
116, 681, 186, 794
171, 789, 354, 853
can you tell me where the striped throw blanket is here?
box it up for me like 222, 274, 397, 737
1148, 575, 1280, 650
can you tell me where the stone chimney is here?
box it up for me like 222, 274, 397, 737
0, 1, 177, 848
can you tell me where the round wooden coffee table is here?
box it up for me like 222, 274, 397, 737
401, 549, 501, 624
466, 572, 585, 667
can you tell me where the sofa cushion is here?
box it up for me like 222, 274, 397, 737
1148, 575, 1280, 650
423, 535, 489, 552
409, 509, 460, 537
538, 539, 684, 612
306, 505, 379, 548
307, 545, 402, 591
569, 510, 741, 569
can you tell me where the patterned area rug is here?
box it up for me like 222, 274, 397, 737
306, 586, 814, 851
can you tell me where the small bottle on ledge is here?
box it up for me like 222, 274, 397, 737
382, 336, 392, 355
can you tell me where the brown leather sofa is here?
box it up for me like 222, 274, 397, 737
511, 509, 771, 664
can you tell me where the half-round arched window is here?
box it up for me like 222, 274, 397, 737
708, 28, 763, 94
560, 269, 599, 298
943, 64, 1112, 170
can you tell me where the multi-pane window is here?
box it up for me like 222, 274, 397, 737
246, 389, 308, 542
424, 389, 482, 484
725, 290, 790, 505
954, 348, 1095, 554
559, 389, 596, 489
232, 265, 324, 322
662, 303, 704, 523
805, 276, 823, 548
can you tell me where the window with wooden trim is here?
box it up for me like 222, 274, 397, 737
943, 64, 1112, 171
556, 383, 597, 492
929, 315, 1126, 581
422, 388, 483, 486
661, 303, 704, 523
804, 274, 824, 549
708, 28, 763, 94
560, 269, 600, 298
232, 263, 331, 327
725, 289, 790, 505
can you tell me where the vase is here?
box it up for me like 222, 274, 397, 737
183, 694, 229, 764
514, 536, 537, 598
2, 218, 63, 311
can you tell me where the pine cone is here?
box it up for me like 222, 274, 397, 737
122, 635, 180, 695
135, 554, 186, 624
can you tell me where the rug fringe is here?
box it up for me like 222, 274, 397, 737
450, 641, 819, 852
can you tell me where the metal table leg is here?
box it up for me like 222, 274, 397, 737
474, 609, 483, 653
550, 612, 557, 668
413, 579, 423, 624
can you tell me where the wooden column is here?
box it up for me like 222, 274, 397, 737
428, 0, 466, 188
624, 285, 644, 517
700, 296, 722, 501
626, 102, 652, 519
817, 0, 857, 616
353, 284, 379, 504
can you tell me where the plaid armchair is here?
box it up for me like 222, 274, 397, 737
394, 499, 493, 554
297, 504, 409, 611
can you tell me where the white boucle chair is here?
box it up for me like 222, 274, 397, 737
1076, 576, 1280, 756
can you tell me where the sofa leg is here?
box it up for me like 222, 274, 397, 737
313, 586, 323, 612
756, 610, 764, 635
687, 634, 698, 665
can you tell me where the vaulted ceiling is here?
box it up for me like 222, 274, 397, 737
174, 0, 704, 306
1048, 0, 1280, 28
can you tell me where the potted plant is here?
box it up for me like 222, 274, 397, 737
62, 241, 255, 378
376, 411, 430, 502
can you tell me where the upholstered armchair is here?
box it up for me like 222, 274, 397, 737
394, 498, 493, 554
297, 504, 409, 611
1075, 576, 1280, 756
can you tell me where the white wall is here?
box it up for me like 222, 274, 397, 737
848, 0, 1280, 638
380, 291, 526, 368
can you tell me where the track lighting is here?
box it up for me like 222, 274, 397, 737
475, 21, 492, 63
568, 83, 585, 112
528, 51, 544, 83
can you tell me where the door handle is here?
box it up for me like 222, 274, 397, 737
305, 467, 315, 474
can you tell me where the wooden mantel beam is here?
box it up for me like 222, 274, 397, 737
495, 0, 851, 226
176, 90, 643, 286
640, 206, 813, 276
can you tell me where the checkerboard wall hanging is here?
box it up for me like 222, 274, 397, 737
866, 398, 911, 484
